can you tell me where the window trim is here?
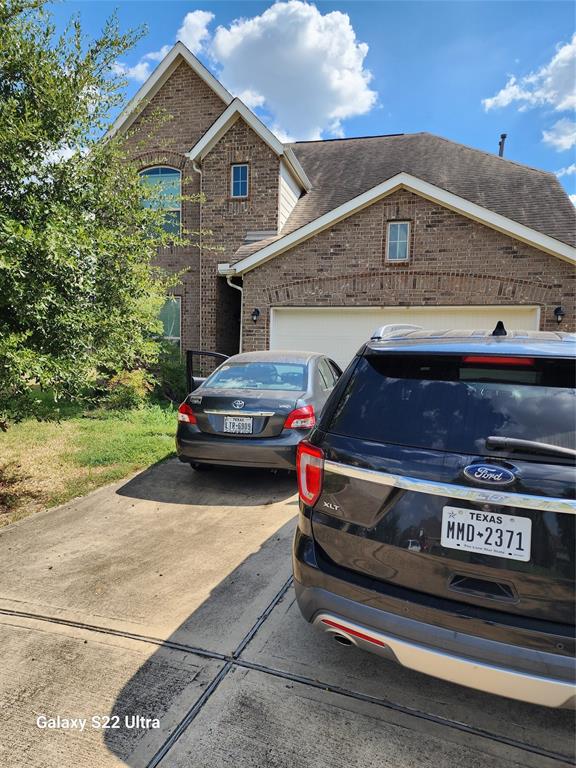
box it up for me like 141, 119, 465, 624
139, 165, 182, 236
385, 221, 411, 263
230, 163, 250, 199
160, 295, 182, 349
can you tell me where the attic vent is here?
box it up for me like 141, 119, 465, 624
244, 230, 277, 243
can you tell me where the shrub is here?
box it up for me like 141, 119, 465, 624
153, 341, 188, 404
105, 369, 154, 410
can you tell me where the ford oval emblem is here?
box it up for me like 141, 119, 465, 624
232, 400, 244, 409
463, 463, 516, 487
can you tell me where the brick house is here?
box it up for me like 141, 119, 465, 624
111, 42, 576, 367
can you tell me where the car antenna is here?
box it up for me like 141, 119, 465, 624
492, 321, 507, 336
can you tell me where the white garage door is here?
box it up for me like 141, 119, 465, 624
269, 305, 540, 369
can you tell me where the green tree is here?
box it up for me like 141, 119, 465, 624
0, 0, 190, 428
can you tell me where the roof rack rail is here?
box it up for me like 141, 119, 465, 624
370, 324, 423, 340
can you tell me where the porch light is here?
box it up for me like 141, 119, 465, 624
554, 306, 565, 325
251, 308, 261, 323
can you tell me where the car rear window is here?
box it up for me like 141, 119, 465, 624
204, 362, 307, 391
327, 354, 576, 454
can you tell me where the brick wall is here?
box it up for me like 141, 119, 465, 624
200, 118, 281, 355
123, 61, 228, 352
241, 190, 575, 350
116, 59, 574, 359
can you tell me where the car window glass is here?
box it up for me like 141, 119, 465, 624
318, 359, 334, 389
328, 360, 342, 380
327, 354, 576, 453
204, 362, 306, 391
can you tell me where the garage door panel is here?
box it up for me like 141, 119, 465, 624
269, 306, 540, 368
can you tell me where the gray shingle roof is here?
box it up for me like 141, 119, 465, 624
231, 132, 575, 263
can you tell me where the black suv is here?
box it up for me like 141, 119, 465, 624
293, 326, 575, 707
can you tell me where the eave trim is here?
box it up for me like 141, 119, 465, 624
219, 172, 576, 276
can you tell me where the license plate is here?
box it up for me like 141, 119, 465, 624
441, 506, 532, 562
223, 416, 253, 434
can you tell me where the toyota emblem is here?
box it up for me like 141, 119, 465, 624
232, 400, 245, 409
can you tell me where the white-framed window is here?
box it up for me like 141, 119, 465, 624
230, 163, 249, 198
140, 166, 181, 235
386, 221, 410, 262
159, 296, 181, 347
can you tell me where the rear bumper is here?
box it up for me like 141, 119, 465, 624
293, 530, 576, 708
176, 425, 303, 469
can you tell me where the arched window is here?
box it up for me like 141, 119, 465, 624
140, 166, 181, 235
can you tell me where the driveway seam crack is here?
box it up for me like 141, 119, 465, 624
1, 593, 572, 767
232, 659, 573, 765
0, 608, 227, 661
144, 575, 295, 767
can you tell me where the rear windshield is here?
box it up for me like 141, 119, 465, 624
327, 354, 576, 454
205, 362, 307, 391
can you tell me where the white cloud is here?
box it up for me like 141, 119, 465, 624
556, 163, 576, 177
210, 1, 377, 140
483, 33, 576, 112
110, 3, 377, 140
112, 11, 214, 82
177, 10, 214, 53
45, 145, 77, 164
111, 60, 151, 83
236, 89, 267, 109
570, 194, 576, 206
543, 118, 576, 151
143, 45, 172, 63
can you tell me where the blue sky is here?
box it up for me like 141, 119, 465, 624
48, 1, 575, 198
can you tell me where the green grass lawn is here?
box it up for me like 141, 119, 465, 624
0, 403, 177, 527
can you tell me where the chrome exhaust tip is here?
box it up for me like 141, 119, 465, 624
332, 633, 354, 647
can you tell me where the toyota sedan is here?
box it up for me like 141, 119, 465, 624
176, 350, 342, 470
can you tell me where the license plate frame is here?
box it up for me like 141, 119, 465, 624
441, 506, 532, 562
223, 415, 253, 435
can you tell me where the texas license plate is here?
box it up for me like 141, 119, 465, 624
441, 506, 532, 562
223, 416, 253, 434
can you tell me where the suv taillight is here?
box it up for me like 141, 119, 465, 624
284, 405, 316, 430
177, 402, 197, 424
297, 441, 324, 505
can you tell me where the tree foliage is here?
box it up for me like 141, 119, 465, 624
0, 0, 190, 427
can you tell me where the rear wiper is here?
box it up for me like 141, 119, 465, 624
485, 436, 576, 460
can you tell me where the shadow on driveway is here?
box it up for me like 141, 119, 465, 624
116, 457, 297, 508
103, 519, 298, 767
102, 524, 576, 768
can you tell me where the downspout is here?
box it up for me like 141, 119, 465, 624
226, 275, 244, 353
191, 161, 203, 350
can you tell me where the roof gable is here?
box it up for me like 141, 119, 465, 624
187, 99, 311, 192
106, 42, 233, 139
220, 172, 576, 276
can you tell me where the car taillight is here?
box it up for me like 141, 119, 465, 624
284, 405, 316, 430
462, 355, 534, 366
297, 441, 324, 506
177, 402, 197, 424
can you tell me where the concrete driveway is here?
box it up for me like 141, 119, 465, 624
0, 459, 573, 768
